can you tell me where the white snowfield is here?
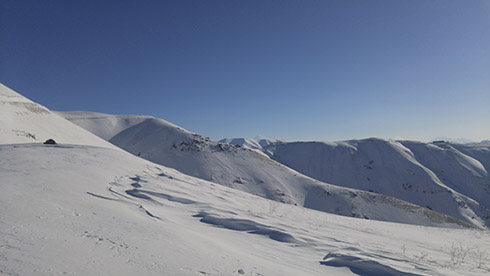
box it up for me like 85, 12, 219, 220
2, 144, 490, 276
1, 83, 490, 275
58, 111, 478, 227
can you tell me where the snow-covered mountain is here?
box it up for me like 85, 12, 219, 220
2, 83, 490, 275
57, 111, 481, 227
258, 139, 490, 228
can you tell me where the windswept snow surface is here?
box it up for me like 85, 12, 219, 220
1, 144, 490, 276
260, 139, 490, 228
0, 84, 118, 149
57, 111, 475, 227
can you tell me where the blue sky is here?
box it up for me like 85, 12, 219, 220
1, 0, 489, 142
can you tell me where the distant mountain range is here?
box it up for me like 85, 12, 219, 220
58, 111, 490, 229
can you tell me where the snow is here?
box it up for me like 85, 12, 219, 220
1, 143, 489, 275
2, 83, 490, 275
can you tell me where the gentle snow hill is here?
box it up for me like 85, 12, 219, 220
0, 83, 118, 149
2, 143, 490, 276
57, 111, 477, 227
259, 139, 490, 228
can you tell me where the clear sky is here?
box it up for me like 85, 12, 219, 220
1, 0, 489, 142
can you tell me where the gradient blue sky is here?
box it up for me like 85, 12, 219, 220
1, 0, 489, 142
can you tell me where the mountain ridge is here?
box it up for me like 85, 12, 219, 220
59, 110, 490, 228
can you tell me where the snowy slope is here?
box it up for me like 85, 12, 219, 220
401, 141, 490, 209
259, 139, 490, 228
0, 84, 118, 149
452, 142, 490, 177
57, 111, 479, 227
2, 143, 490, 276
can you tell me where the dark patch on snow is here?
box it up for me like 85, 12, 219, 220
43, 139, 56, 144
129, 175, 147, 183
320, 253, 420, 276
125, 189, 153, 200
193, 212, 298, 243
